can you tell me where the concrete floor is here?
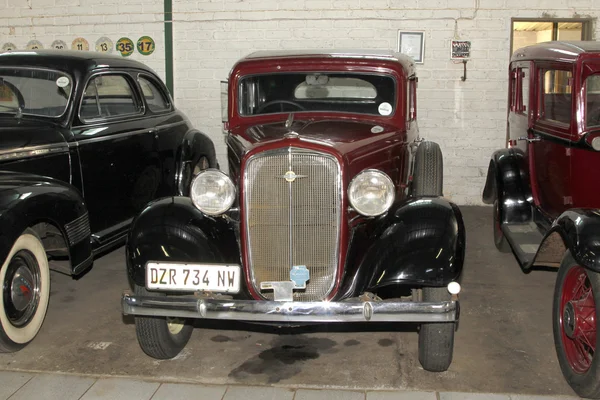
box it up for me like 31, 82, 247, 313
0, 207, 577, 397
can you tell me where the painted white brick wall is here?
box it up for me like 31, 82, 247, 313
2, 0, 599, 204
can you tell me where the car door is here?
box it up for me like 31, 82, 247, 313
72, 71, 158, 242
136, 74, 188, 198
529, 64, 574, 219
507, 62, 530, 154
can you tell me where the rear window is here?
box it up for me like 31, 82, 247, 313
239, 73, 396, 117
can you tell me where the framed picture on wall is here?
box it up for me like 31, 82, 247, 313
398, 31, 425, 64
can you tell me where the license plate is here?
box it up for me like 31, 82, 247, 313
146, 262, 240, 293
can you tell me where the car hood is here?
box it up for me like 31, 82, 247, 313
0, 118, 68, 153
238, 118, 402, 156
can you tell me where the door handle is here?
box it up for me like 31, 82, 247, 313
148, 128, 158, 139
518, 136, 541, 143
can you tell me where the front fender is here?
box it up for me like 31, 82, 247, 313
338, 197, 465, 299
176, 129, 218, 196
532, 209, 600, 273
126, 196, 240, 287
482, 148, 532, 224
0, 173, 92, 274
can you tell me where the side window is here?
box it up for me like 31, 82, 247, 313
539, 69, 573, 125
139, 76, 170, 112
519, 67, 530, 115
80, 74, 140, 121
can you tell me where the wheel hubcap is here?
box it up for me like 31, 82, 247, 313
560, 266, 596, 374
3, 250, 40, 327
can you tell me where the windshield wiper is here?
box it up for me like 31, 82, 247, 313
0, 104, 19, 113
0, 105, 23, 120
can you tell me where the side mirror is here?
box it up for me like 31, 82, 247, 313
220, 80, 228, 132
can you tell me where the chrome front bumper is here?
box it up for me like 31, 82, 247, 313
121, 291, 459, 323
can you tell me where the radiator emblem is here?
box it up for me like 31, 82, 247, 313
278, 170, 307, 182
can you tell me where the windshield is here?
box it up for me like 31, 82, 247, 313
0, 68, 72, 118
587, 74, 600, 128
239, 72, 396, 117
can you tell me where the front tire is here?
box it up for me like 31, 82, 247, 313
553, 251, 600, 398
418, 287, 455, 372
134, 285, 193, 359
412, 141, 443, 197
493, 199, 510, 253
0, 229, 50, 352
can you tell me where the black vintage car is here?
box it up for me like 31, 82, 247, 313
0, 50, 216, 352
122, 50, 465, 372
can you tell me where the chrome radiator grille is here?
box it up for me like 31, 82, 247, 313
244, 148, 341, 301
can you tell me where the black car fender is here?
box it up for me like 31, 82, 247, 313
126, 196, 240, 287
337, 197, 465, 298
531, 209, 600, 273
482, 148, 532, 224
176, 129, 218, 196
0, 173, 92, 275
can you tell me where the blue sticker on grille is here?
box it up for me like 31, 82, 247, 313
290, 265, 310, 289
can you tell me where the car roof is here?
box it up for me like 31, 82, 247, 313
0, 50, 154, 75
511, 41, 600, 63
239, 49, 416, 74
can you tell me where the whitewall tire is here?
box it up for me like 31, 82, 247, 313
0, 229, 50, 352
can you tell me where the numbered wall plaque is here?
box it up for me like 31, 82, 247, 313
51, 40, 67, 50
116, 37, 134, 57
95, 37, 113, 53
72, 37, 89, 51
137, 36, 155, 56
26, 40, 44, 50
1, 43, 16, 52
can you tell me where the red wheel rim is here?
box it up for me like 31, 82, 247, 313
560, 265, 596, 374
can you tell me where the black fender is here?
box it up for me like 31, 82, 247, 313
176, 129, 218, 196
0, 172, 92, 275
126, 196, 241, 288
482, 148, 532, 224
337, 197, 465, 299
531, 209, 600, 273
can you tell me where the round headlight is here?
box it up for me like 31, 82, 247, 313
348, 169, 395, 217
190, 169, 235, 216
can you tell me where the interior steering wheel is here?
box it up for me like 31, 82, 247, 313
256, 100, 306, 114
588, 108, 600, 127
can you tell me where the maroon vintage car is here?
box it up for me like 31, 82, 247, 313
121, 50, 465, 372
483, 41, 600, 398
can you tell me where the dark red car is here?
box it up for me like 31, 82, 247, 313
483, 41, 600, 398
122, 50, 465, 372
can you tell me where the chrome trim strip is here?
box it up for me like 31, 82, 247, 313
65, 212, 91, 246
122, 293, 458, 323
75, 121, 187, 146
0, 143, 69, 162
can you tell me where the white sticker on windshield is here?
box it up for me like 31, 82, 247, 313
371, 125, 384, 134
378, 102, 392, 116
56, 77, 70, 88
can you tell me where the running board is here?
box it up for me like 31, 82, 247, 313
501, 222, 544, 267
